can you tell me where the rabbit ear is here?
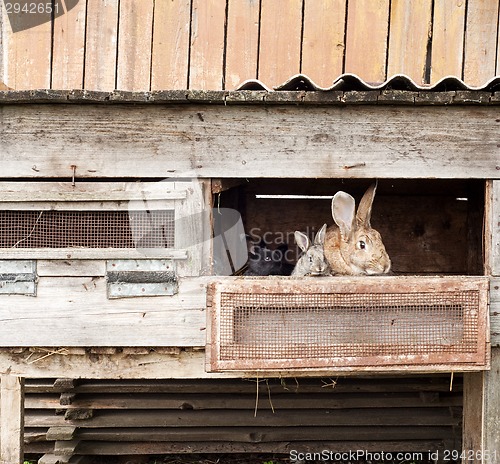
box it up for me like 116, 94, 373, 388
356, 182, 377, 228
332, 192, 356, 239
314, 223, 327, 246
294, 231, 310, 252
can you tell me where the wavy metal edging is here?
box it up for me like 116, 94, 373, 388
236, 73, 500, 92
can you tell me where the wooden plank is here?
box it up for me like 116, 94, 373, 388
189, 0, 226, 90
225, 0, 260, 89
344, 0, 390, 82
24, 375, 463, 394
84, 0, 119, 91
430, 0, 466, 84
1, 5, 52, 90
491, 278, 500, 346
26, 407, 459, 428
0, 277, 207, 346
37, 260, 106, 277
258, 0, 302, 87
52, 0, 87, 89
0, 181, 187, 202
74, 440, 449, 455
0, 2, 6, 89
463, 0, 499, 87
2, 104, 500, 179
0, 346, 473, 380
484, 347, 500, 456
0, 249, 187, 260
0, 375, 24, 464
116, 0, 154, 91
302, 0, 346, 88
491, 181, 500, 275
462, 372, 484, 463
387, 0, 433, 84
25, 391, 461, 410
174, 180, 211, 276
151, 0, 191, 90
72, 425, 455, 442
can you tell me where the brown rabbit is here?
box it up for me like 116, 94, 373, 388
323, 183, 391, 275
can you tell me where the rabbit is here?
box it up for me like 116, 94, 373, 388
323, 183, 391, 275
292, 223, 330, 276
243, 240, 293, 276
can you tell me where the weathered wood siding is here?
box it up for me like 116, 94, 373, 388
5, 376, 463, 459
2, 0, 500, 90
1, 102, 499, 180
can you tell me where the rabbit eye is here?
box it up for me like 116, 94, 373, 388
358, 240, 366, 250
265, 256, 271, 261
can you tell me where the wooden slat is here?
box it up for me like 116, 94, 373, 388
225, 0, 260, 89
151, 0, 191, 90
1, 7, 52, 90
29, 376, 463, 394
189, 0, 226, 90
0, 181, 187, 202
491, 278, 500, 346
2, 104, 500, 180
0, 3, 6, 89
36, 260, 106, 277
52, 0, 87, 89
463, 0, 500, 86
0, 277, 207, 346
387, 0, 433, 84
84, 0, 119, 91
26, 407, 459, 427
258, 0, 302, 87
430, 0, 466, 84
462, 372, 484, 464
74, 425, 455, 443
344, 0, 390, 83
302, 0, 346, 88
491, 181, 500, 275
24, 392, 461, 410
0, 375, 24, 464
484, 347, 500, 455
116, 0, 154, 91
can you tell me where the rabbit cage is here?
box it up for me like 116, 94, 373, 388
208, 178, 489, 372
0, 176, 489, 372
0, 97, 493, 378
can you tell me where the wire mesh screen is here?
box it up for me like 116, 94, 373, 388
209, 279, 489, 371
0, 210, 175, 248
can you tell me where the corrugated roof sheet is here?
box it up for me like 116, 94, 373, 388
237, 74, 500, 92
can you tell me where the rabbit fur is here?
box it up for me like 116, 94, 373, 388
323, 183, 391, 275
244, 241, 293, 276
292, 224, 330, 276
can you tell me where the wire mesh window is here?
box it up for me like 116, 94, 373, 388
0, 210, 175, 248
208, 278, 489, 371
220, 291, 477, 360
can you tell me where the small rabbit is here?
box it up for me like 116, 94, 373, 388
292, 223, 330, 276
323, 183, 391, 275
244, 241, 293, 276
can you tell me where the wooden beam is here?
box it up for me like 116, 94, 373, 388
490, 181, 500, 275
462, 372, 484, 463
483, 347, 500, 456
0, 375, 24, 464
1, 104, 500, 179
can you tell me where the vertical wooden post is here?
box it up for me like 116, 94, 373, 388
0, 375, 25, 464
483, 348, 500, 456
462, 372, 484, 463
482, 180, 500, 459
